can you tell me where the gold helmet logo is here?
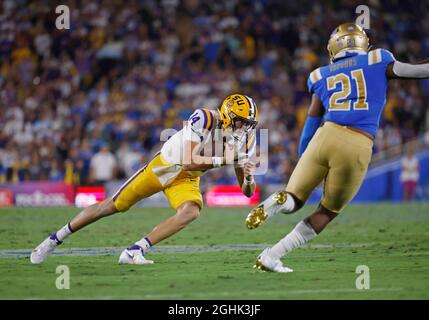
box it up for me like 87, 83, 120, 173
218, 94, 258, 132
327, 23, 369, 62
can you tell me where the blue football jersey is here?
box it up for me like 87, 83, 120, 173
307, 49, 396, 137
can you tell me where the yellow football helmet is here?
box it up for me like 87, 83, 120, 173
218, 94, 258, 132
327, 23, 369, 62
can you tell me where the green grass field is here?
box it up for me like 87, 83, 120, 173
0, 203, 428, 299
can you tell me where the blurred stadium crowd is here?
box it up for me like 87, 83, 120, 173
1, 0, 429, 188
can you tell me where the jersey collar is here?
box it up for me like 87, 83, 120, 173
332, 49, 367, 62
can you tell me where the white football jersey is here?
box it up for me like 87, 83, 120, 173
157, 108, 256, 185
161, 108, 216, 165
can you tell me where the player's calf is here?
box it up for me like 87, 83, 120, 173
304, 204, 338, 233
246, 191, 302, 229
69, 198, 118, 231
175, 202, 201, 226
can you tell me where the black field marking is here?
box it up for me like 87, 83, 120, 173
0, 243, 373, 259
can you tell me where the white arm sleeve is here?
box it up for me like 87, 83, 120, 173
392, 61, 429, 78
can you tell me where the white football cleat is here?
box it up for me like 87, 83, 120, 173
254, 248, 293, 273
246, 191, 288, 229
118, 249, 154, 265
30, 233, 61, 264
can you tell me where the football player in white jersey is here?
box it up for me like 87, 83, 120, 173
31, 94, 259, 265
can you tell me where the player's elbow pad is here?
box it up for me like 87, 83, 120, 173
298, 116, 322, 158
393, 61, 429, 78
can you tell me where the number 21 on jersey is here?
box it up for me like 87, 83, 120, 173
327, 68, 369, 111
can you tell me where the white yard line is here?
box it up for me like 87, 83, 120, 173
0, 242, 402, 259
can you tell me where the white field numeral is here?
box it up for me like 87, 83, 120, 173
56, 265, 70, 290
355, 265, 370, 290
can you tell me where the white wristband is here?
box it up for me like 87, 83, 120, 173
212, 157, 223, 168
244, 176, 254, 185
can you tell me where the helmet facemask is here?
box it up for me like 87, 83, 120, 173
229, 113, 257, 144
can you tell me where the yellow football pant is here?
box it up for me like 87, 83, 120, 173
286, 121, 373, 213
112, 154, 203, 212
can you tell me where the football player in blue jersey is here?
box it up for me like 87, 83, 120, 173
245, 23, 429, 272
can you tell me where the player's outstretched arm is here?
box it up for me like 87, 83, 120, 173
181, 139, 225, 171
298, 94, 325, 158
387, 59, 429, 80
234, 161, 256, 198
